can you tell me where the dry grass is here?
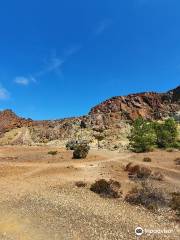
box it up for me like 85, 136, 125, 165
125, 181, 168, 211
143, 157, 152, 162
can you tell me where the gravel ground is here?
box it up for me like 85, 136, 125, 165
0, 146, 179, 240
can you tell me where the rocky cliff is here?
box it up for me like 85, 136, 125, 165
89, 86, 180, 128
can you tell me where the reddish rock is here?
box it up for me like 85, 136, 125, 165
89, 86, 180, 126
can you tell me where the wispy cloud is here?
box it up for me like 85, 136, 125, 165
14, 76, 36, 86
0, 86, 10, 100
35, 46, 81, 79
94, 19, 112, 36
36, 54, 64, 78
14, 19, 111, 86
15, 45, 82, 85
64, 45, 82, 57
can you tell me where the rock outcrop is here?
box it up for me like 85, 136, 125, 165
89, 86, 180, 127
0, 110, 33, 136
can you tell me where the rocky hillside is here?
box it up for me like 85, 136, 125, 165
0, 110, 33, 137
0, 86, 179, 149
90, 86, 180, 128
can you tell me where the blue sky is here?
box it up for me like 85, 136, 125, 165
0, 0, 180, 120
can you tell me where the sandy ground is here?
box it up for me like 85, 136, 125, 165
0, 146, 179, 240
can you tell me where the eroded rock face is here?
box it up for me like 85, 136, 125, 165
89, 86, 180, 127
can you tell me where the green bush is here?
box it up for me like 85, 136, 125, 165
66, 140, 78, 150
170, 141, 180, 150
129, 118, 178, 152
128, 118, 157, 152
154, 119, 178, 148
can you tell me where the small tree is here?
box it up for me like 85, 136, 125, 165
155, 119, 178, 148
129, 118, 157, 152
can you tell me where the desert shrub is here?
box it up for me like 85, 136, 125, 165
143, 157, 152, 162
127, 164, 152, 180
90, 179, 121, 198
125, 181, 168, 211
125, 162, 133, 171
66, 140, 78, 150
75, 181, 87, 188
154, 119, 178, 148
93, 133, 105, 149
170, 192, 180, 219
174, 158, 180, 165
166, 148, 174, 152
151, 171, 164, 181
129, 118, 157, 153
136, 166, 152, 179
48, 151, 58, 155
73, 143, 90, 159
80, 120, 87, 129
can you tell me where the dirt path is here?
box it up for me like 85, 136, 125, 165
0, 146, 179, 240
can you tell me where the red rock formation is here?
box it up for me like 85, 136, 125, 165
0, 86, 179, 136
89, 86, 180, 126
0, 110, 33, 136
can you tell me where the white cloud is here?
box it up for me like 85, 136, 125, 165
14, 76, 36, 86
0, 86, 10, 100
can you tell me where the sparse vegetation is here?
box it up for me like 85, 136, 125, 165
170, 192, 180, 219
143, 157, 152, 162
93, 130, 105, 149
73, 143, 90, 159
80, 120, 87, 129
151, 171, 164, 181
90, 179, 121, 198
66, 140, 78, 150
166, 148, 174, 152
48, 151, 58, 155
174, 158, 180, 165
125, 181, 168, 211
125, 163, 164, 181
75, 181, 87, 187
124, 162, 133, 171
126, 164, 152, 180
